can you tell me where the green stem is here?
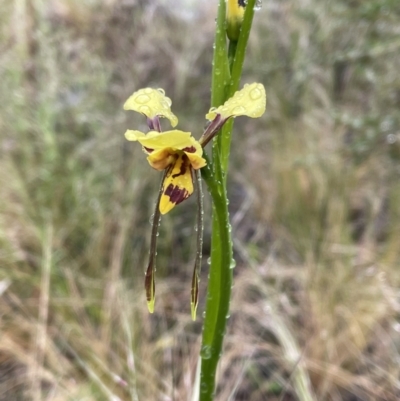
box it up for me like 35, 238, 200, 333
228, 40, 238, 69
198, 1, 258, 399
199, 155, 232, 400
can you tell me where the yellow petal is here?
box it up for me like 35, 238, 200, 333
124, 88, 178, 127
185, 152, 207, 170
135, 130, 203, 154
124, 129, 146, 141
126, 129, 206, 171
147, 146, 206, 171
206, 83, 266, 121
159, 155, 193, 214
147, 149, 177, 171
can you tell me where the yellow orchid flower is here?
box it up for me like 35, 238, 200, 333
125, 129, 206, 214
124, 84, 266, 211
123, 83, 266, 318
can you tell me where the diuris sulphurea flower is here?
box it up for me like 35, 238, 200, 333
124, 88, 206, 214
125, 129, 206, 214
123, 83, 266, 318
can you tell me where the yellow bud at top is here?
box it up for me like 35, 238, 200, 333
226, 0, 246, 41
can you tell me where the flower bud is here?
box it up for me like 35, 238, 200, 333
226, 0, 246, 41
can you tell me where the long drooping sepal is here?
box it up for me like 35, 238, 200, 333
191, 169, 204, 321
144, 263, 155, 313
191, 271, 199, 321
145, 170, 167, 313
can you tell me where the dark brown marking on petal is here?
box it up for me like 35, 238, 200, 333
144, 146, 154, 153
165, 184, 190, 205
183, 146, 196, 153
172, 157, 190, 178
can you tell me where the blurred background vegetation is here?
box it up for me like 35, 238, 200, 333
1, 0, 400, 400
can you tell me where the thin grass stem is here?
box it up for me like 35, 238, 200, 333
32, 219, 53, 401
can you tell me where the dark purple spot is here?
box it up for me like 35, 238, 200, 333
172, 160, 188, 178
165, 184, 189, 205
171, 155, 192, 178
144, 146, 154, 153
183, 146, 196, 153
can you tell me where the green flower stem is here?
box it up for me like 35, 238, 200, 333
198, 1, 258, 399
228, 40, 238, 70
199, 154, 232, 401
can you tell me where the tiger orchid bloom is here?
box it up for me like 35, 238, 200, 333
124, 83, 266, 212
124, 88, 206, 214
123, 83, 266, 318
125, 129, 206, 214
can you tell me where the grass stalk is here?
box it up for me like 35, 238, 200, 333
31, 219, 53, 401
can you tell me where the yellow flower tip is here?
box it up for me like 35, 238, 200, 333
191, 302, 197, 321
159, 198, 176, 215
124, 88, 179, 127
147, 298, 155, 314
206, 82, 266, 121
226, 0, 246, 41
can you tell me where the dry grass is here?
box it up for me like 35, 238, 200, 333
1, 0, 400, 400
